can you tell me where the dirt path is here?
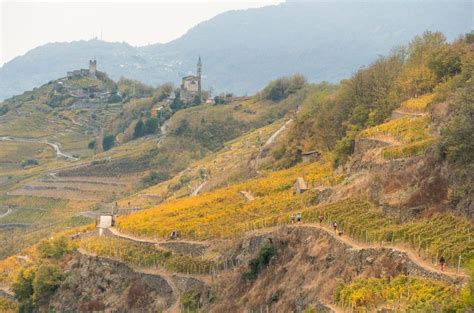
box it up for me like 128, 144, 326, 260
0, 136, 79, 161
0, 208, 12, 219
110, 222, 467, 281
252, 119, 293, 169
191, 180, 207, 196
77, 248, 212, 313
108, 227, 210, 246
290, 222, 468, 280
262, 119, 293, 149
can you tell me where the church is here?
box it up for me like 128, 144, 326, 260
180, 57, 202, 102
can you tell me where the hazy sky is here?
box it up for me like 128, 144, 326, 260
0, 0, 284, 65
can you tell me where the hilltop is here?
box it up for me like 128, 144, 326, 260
0, 0, 472, 99
0, 31, 473, 312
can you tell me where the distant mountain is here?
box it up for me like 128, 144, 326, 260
0, 0, 471, 100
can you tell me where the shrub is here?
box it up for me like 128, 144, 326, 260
21, 159, 38, 167
181, 290, 199, 312
141, 171, 169, 187
37, 236, 73, 260
32, 264, 63, 301
260, 75, 306, 101
12, 268, 35, 302
102, 134, 115, 151
144, 118, 158, 135
87, 139, 96, 150
243, 243, 276, 280
107, 92, 122, 103
133, 120, 145, 138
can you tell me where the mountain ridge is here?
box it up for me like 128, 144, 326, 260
0, 0, 471, 100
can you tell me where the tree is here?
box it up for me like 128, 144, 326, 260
88, 139, 96, 150
133, 120, 145, 138
37, 236, 71, 260
192, 95, 202, 106
102, 134, 115, 151
260, 75, 306, 101
441, 85, 474, 165
107, 91, 122, 103
32, 264, 63, 301
145, 118, 158, 135
12, 268, 35, 302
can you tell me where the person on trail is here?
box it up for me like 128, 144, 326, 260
333, 221, 338, 233
439, 256, 446, 272
291, 213, 295, 224
297, 212, 302, 223
319, 215, 324, 225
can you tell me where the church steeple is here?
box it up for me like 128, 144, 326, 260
197, 56, 202, 96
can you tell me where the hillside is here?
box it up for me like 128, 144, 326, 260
0, 32, 473, 312
0, 0, 472, 99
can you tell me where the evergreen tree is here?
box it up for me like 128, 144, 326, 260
133, 120, 145, 138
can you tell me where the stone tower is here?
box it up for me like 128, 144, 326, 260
197, 56, 202, 96
89, 59, 97, 76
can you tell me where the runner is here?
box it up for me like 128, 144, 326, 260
439, 256, 446, 272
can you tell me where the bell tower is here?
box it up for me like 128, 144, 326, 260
197, 56, 202, 96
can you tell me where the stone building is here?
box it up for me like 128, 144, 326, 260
67, 59, 97, 79
180, 57, 202, 102
294, 177, 309, 194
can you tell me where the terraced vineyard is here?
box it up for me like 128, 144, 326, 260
118, 119, 288, 206
116, 161, 338, 239
334, 275, 466, 311
359, 116, 432, 144
398, 93, 434, 113
80, 235, 218, 275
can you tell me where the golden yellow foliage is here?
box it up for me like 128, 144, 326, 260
359, 116, 431, 144
382, 139, 435, 160
334, 275, 465, 311
399, 93, 435, 113
117, 161, 337, 240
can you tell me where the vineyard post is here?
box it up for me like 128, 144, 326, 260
457, 255, 461, 273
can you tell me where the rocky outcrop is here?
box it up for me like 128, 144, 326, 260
208, 225, 462, 312
40, 252, 176, 312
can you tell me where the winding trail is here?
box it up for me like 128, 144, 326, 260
292, 223, 468, 280
0, 136, 79, 161
252, 119, 293, 170
110, 223, 467, 281
0, 208, 12, 219
77, 248, 212, 313
261, 119, 293, 150
191, 180, 208, 196
108, 227, 210, 246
